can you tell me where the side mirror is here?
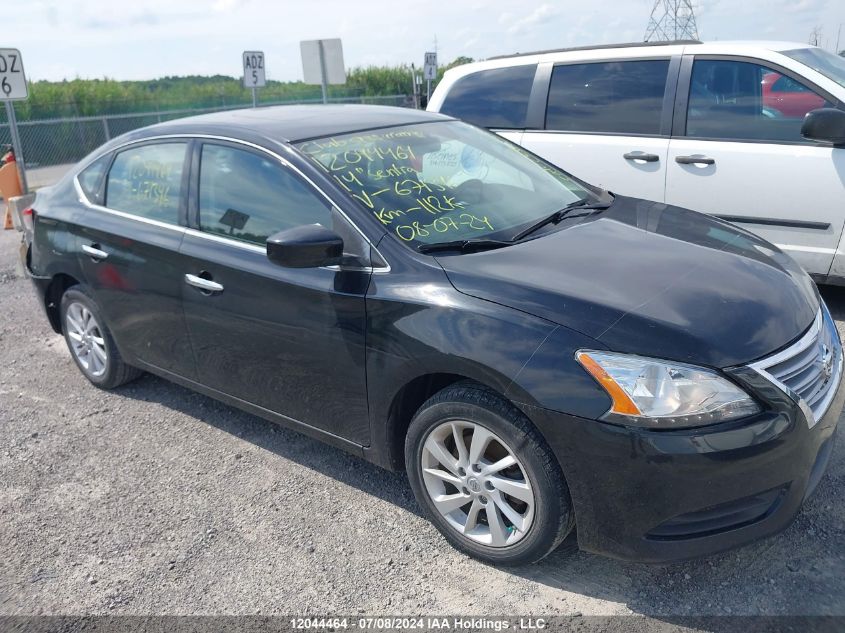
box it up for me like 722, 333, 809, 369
801, 108, 845, 145
266, 224, 343, 268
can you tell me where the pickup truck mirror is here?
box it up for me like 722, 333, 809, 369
801, 108, 845, 145
266, 224, 343, 268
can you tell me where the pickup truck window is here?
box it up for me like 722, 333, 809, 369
439, 65, 536, 129
686, 59, 833, 143
545, 60, 670, 135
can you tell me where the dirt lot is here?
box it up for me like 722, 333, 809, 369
0, 229, 843, 622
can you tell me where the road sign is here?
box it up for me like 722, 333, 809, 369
0, 48, 27, 100
242, 51, 266, 88
423, 52, 437, 81
301, 38, 346, 104
0, 48, 28, 193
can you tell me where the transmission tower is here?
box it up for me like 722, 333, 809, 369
644, 0, 699, 42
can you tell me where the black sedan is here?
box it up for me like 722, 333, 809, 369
18, 105, 843, 565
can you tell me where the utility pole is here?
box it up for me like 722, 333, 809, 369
644, 0, 700, 42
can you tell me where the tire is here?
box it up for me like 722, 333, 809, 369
60, 285, 142, 389
405, 381, 575, 565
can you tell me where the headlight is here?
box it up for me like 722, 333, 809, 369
576, 350, 761, 428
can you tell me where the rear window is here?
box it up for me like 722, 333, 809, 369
439, 65, 536, 129
105, 143, 186, 224
545, 60, 670, 135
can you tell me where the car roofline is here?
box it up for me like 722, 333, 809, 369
487, 39, 702, 60
289, 116, 457, 144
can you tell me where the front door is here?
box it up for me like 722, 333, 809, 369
179, 141, 372, 444
665, 57, 845, 277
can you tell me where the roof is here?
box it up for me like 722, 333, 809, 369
488, 39, 701, 60
485, 40, 813, 62
138, 104, 451, 143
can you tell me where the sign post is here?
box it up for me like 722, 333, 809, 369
242, 51, 266, 108
0, 48, 28, 193
423, 52, 437, 105
301, 39, 346, 105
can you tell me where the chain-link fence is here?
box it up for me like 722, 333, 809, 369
0, 94, 411, 177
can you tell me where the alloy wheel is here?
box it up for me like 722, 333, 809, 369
421, 420, 535, 547
65, 302, 108, 378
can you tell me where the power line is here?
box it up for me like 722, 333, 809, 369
644, 0, 700, 42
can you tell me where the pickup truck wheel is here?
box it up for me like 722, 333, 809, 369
405, 382, 575, 565
60, 286, 141, 389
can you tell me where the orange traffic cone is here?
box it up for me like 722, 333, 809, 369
0, 158, 23, 230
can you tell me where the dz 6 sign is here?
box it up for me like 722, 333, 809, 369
0, 49, 27, 100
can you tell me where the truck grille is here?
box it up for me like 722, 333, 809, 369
749, 304, 842, 428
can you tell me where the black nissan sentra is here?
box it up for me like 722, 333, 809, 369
18, 105, 843, 565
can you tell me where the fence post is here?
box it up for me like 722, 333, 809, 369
101, 117, 110, 141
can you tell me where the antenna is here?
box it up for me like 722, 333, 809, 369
644, 0, 700, 42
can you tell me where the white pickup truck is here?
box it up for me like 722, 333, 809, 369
429, 40, 845, 284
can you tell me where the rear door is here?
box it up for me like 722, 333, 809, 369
77, 140, 196, 378
521, 57, 678, 202
665, 56, 845, 276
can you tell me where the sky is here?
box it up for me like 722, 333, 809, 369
6, 0, 845, 82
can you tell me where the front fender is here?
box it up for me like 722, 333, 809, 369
507, 325, 612, 420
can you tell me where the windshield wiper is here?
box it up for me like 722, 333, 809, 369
511, 198, 612, 242
417, 238, 513, 254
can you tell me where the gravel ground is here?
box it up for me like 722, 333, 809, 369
0, 229, 843, 621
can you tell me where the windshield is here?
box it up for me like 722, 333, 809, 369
782, 47, 845, 90
295, 121, 599, 248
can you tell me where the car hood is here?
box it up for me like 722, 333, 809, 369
437, 196, 819, 368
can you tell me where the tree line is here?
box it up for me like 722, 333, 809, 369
11, 57, 474, 121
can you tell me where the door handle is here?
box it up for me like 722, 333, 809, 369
623, 152, 660, 163
675, 155, 715, 166
82, 244, 108, 260
185, 273, 224, 294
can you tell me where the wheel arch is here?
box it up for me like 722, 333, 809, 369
44, 273, 81, 333
370, 372, 533, 472
371, 373, 474, 471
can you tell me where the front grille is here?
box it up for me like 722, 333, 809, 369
750, 304, 842, 428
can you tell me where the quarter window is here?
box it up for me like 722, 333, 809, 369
686, 59, 833, 142
77, 153, 111, 205
439, 65, 536, 129
198, 143, 331, 245
545, 60, 670, 135
105, 143, 186, 223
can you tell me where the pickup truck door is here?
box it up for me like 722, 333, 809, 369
665, 55, 845, 277
520, 58, 680, 203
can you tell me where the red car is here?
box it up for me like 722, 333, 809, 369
762, 71, 825, 118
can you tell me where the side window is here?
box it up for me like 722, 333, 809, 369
439, 65, 536, 129
771, 74, 811, 93
198, 143, 331, 245
545, 60, 670, 135
105, 143, 186, 223
686, 60, 832, 142
77, 153, 111, 205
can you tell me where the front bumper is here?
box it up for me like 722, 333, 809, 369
522, 365, 843, 563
